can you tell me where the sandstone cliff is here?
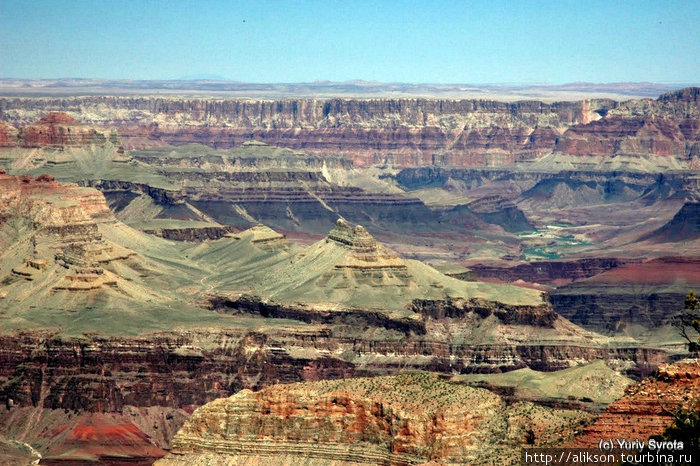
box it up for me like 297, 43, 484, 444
0, 96, 598, 167
569, 361, 700, 449
1, 90, 697, 167
20, 112, 108, 148
160, 373, 592, 465
0, 121, 18, 147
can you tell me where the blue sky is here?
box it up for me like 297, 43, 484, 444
0, 0, 698, 83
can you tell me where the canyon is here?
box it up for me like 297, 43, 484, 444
1, 88, 697, 168
0, 85, 698, 464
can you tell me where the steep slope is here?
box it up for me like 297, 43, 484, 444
550, 257, 700, 344
0, 97, 596, 167
569, 361, 700, 449
640, 201, 700, 243
2, 88, 698, 168
0, 171, 229, 336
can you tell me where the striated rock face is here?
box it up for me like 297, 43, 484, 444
570, 361, 700, 448
0, 172, 131, 293
2, 90, 698, 167
469, 258, 638, 285
550, 257, 700, 333
20, 112, 108, 148
326, 219, 407, 270
142, 224, 237, 242
551, 88, 700, 164
163, 373, 592, 465
0, 97, 598, 167
555, 116, 689, 158
0, 121, 18, 147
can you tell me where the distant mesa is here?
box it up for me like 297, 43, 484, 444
0, 112, 113, 149
21, 112, 109, 148
36, 112, 79, 125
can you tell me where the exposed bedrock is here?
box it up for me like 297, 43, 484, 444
410, 298, 556, 327
550, 257, 700, 333
569, 361, 700, 449
396, 167, 699, 212
162, 373, 558, 465
2, 89, 698, 167
641, 201, 700, 243
82, 179, 184, 205
141, 225, 237, 242
469, 258, 640, 285
0, 327, 666, 416
189, 189, 437, 233
0, 121, 19, 147
0, 332, 355, 413
445, 195, 534, 233
555, 116, 693, 159
0, 96, 601, 167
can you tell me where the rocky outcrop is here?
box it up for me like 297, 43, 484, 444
0, 172, 134, 293
162, 373, 592, 465
469, 258, 638, 285
555, 116, 688, 158
143, 224, 236, 242
81, 179, 184, 205
20, 112, 108, 148
552, 88, 700, 164
448, 196, 533, 233
0, 121, 18, 147
550, 257, 700, 333
411, 297, 557, 327
0, 97, 600, 167
569, 361, 700, 448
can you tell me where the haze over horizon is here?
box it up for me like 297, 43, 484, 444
1, 0, 698, 84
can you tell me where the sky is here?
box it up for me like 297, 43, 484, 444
0, 0, 698, 84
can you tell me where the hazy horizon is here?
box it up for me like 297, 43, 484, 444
1, 0, 698, 84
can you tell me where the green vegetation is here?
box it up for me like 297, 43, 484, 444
676, 291, 699, 353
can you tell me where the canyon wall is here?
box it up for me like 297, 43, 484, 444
0, 97, 598, 167
1, 89, 697, 167
0, 327, 667, 417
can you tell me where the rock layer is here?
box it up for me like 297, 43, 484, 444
569, 361, 700, 448
20, 112, 108, 148
1, 89, 698, 167
163, 373, 592, 465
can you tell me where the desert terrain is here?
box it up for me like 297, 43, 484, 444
0, 82, 698, 464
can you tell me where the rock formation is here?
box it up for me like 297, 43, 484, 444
159, 373, 592, 465
640, 201, 700, 243
468, 258, 638, 285
0, 171, 127, 293
550, 257, 700, 335
1, 88, 697, 167
0, 121, 18, 147
20, 112, 108, 148
569, 361, 700, 449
